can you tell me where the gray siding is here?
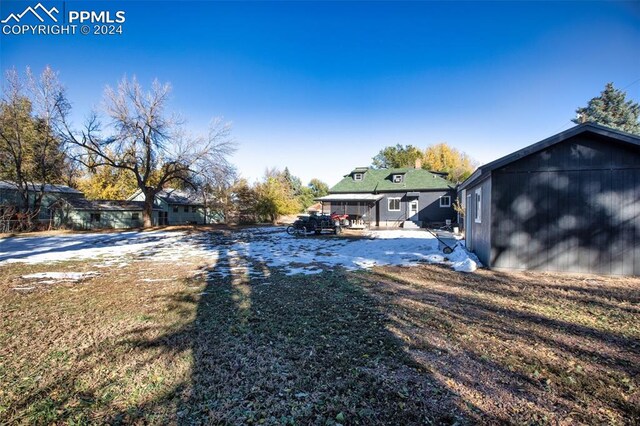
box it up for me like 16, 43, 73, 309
465, 178, 492, 266
322, 191, 456, 227
491, 134, 640, 275
377, 191, 456, 226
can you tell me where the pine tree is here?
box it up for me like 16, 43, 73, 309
573, 82, 640, 135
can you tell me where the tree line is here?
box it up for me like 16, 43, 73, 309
1, 66, 638, 230
0, 66, 330, 229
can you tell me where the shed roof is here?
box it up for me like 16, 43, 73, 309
330, 168, 455, 193
459, 123, 640, 190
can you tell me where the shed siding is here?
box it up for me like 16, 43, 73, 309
491, 134, 640, 275
466, 179, 492, 266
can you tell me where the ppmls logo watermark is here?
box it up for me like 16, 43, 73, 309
1, 2, 126, 36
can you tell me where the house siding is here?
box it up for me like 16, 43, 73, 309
376, 191, 456, 227
490, 133, 640, 275
54, 207, 144, 230
129, 192, 206, 225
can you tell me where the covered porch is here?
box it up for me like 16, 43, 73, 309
314, 193, 383, 228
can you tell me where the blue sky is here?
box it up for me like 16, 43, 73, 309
1, 1, 639, 186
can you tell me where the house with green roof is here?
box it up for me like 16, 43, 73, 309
316, 167, 456, 228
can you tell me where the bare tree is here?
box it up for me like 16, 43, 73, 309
0, 66, 67, 229
60, 76, 235, 227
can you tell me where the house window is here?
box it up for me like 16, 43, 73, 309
353, 173, 363, 181
184, 206, 189, 213
440, 195, 451, 208
192, 206, 197, 213
392, 174, 403, 183
173, 206, 178, 213
388, 197, 401, 211
132, 213, 140, 220
90, 213, 101, 223
475, 188, 482, 223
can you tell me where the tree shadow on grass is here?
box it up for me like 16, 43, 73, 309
100, 240, 488, 425
358, 265, 640, 424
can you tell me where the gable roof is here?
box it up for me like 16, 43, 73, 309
0, 180, 82, 195
330, 167, 455, 193
459, 123, 640, 190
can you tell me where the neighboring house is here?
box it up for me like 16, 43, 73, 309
316, 167, 456, 228
129, 188, 207, 225
459, 123, 640, 276
51, 199, 159, 230
0, 180, 83, 223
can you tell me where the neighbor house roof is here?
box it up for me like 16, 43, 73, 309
329, 168, 455, 193
129, 188, 205, 206
459, 123, 640, 190
0, 180, 82, 195
156, 189, 204, 206
57, 198, 161, 212
315, 193, 385, 202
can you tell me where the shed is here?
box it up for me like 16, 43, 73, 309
459, 123, 640, 275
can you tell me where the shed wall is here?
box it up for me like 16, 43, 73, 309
465, 179, 492, 266
491, 134, 640, 275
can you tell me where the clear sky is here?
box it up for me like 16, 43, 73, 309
1, 1, 639, 186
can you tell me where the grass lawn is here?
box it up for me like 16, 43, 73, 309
0, 231, 638, 424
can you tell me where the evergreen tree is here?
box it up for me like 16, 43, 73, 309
573, 82, 640, 135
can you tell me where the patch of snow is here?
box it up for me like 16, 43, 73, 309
447, 245, 481, 273
1, 227, 481, 277
21, 272, 100, 282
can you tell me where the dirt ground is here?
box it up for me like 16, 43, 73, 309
0, 229, 638, 425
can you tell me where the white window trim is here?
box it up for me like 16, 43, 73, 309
439, 195, 451, 208
388, 197, 401, 212
353, 173, 363, 181
392, 174, 403, 183
474, 188, 482, 223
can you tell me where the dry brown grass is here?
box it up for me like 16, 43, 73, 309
0, 230, 638, 424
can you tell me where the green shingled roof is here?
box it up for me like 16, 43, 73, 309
330, 168, 455, 193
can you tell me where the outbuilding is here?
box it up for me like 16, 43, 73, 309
459, 123, 640, 275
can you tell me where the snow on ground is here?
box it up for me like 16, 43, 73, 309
21, 272, 100, 284
0, 230, 211, 266
0, 227, 480, 277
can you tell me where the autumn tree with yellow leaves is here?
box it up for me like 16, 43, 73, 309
422, 143, 476, 183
